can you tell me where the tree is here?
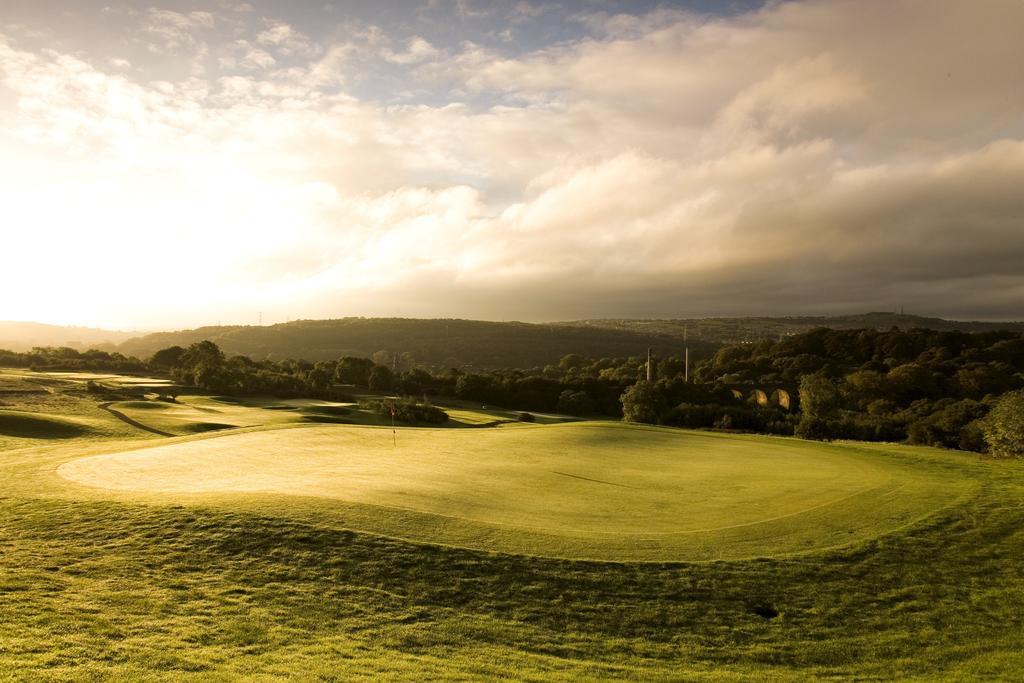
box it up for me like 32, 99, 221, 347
455, 373, 491, 401
796, 374, 841, 440
368, 364, 394, 392
557, 389, 595, 416
558, 354, 587, 371
799, 374, 841, 420
150, 345, 186, 368
399, 367, 433, 396
335, 356, 375, 387
306, 361, 335, 394
620, 381, 663, 424
176, 341, 227, 391
982, 390, 1024, 457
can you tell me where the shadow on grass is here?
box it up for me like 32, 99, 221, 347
0, 411, 92, 439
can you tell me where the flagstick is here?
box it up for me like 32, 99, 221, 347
391, 401, 397, 448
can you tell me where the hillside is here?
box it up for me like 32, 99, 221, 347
15, 313, 1024, 371
0, 321, 136, 352
558, 312, 1024, 343
117, 318, 712, 369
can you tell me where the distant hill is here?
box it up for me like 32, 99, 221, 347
556, 313, 1024, 344
118, 318, 713, 369
0, 321, 135, 352
10, 313, 1023, 370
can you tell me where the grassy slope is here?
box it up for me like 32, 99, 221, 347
1, 370, 1022, 679
104, 395, 544, 435
57, 422, 974, 562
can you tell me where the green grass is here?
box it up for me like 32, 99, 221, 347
104, 395, 523, 435
57, 422, 975, 562
1, 369, 1023, 679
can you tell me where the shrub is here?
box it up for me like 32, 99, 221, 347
795, 416, 833, 441
518, 412, 536, 423
361, 399, 448, 425
620, 381, 664, 424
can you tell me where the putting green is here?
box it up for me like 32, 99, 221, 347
57, 422, 974, 561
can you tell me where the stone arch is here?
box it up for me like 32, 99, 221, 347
770, 389, 791, 411
748, 389, 769, 408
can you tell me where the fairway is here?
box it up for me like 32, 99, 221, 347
58, 422, 971, 561
2, 370, 1021, 680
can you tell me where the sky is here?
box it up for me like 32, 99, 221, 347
0, 0, 1022, 330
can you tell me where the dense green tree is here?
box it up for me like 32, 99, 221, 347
455, 373, 492, 400
982, 391, 1024, 457
150, 346, 186, 368
177, 341, 227, 392
798, 374, 841, 421
557, 389, 595, 416
558, 354, 587, 371
335, 356, 375, 387
796, 374, 841, 440
306, 361, 336, 394
368, 364, 394, 392
620, 381, 663, 424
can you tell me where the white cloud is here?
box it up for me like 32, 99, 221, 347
256, 22, 317, 57
1, 0, 1024, 326
382, 36, 438, 64
222, 40, 277, 70
455, 0, 493, 19
142, 9, 215, 55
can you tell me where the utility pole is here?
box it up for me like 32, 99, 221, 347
258, 311, 262, 326
684, 325, 689, 383
646, 348, 653, 382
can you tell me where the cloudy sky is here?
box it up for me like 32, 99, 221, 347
1, 0, 1022, 329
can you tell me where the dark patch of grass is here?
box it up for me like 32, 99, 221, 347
299, 406, 352, 416
300, 415, 352, 424
0, 411, 91, 439
180, 422, 236, 433
750, 603, 780, 620
116, 401, 169, 411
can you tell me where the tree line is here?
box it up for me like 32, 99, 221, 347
5, 325, 1023, 456
679, 327, 1024, 455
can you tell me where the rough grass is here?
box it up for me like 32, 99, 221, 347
1, 368, 1023, 679
2, 461, 1023, 680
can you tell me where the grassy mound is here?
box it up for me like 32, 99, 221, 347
57, 422, 975, 561
0, 410, 94, 439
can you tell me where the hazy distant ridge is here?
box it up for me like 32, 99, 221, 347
0, 321, 135, 352
557, 312, 1024, 343
116, 318, 715, 369
4, 313, 1023, 369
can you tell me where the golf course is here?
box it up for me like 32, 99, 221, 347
57, 422, 972, 562
2, 369, 1023, 679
